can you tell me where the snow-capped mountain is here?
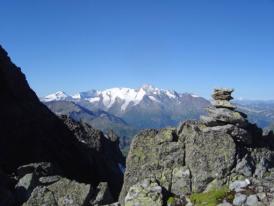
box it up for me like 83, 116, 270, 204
46, 84, 202, 111
41, 85, 210, 129
42, 91, 72, 102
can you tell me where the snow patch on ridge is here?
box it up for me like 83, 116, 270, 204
42, 91, 71, 102
41, 84, 201, 111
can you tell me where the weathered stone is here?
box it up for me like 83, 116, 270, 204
171, 166, 191, 195
124, 178, 163, 206
254, 157, 270, 178
213, 100, 237, 110
229, 179, 250, 192
15, 173, 38, 203
256, 192, 267, 201
23, 177, 91, 206
17, 162, 60, 179
212, 88, 234, 101
246, 194, 259, 206
119, 129, 185, 205
104, 203, 121, 206
91, 182, 114, 206
202, 124, 253, 145
184, 122, 236, 192
39, 176, 61, 185
22, 186, 58, 206
155, 128, 177, 144
206, 107, 247, 127
217, 202, 233, 206
236, 155, 255, 177
16, 173, 36, 191
233, 193, 247, 206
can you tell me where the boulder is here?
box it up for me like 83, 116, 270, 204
119, 129, 185, 205
235, 155, 255, 177
22, 177, 91, 206
124, 178, 163, 206
16, 162, 61, 179
233, 193, 247, 206
183, 121, 236, 192
90, 182, 114, 206
246, 195, 259, 206
205, 107, 247, 127
171, 166, 191, 195
229, 179, 250, 192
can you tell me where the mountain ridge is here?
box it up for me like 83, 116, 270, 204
41, 86, 210, 130
41, 84, 202, 110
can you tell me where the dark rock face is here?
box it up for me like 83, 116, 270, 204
0, 169, 16, 206
119, 88, 274, 206
61, 116, 125, 199
0, 45, 125, 204
0, 45, 93, 182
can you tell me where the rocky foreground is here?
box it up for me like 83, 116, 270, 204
1, 44, 274, 206
119, 89, 274, 206
0, 45, 125, 206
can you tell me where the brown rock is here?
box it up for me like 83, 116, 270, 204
212, 88, 234, 101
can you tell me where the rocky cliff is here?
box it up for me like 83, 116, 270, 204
0, 45, 125, 205
119, 89, 274, 206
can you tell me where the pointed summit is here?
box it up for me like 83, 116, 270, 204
42, 91, 72, 102
140, 84, 157, 91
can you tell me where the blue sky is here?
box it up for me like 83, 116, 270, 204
0, 0, 274, 99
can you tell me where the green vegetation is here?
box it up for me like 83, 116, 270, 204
167, 196, 175, 206
190, 187, 234, 206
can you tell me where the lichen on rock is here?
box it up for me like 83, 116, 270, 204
119, 88, 274, 206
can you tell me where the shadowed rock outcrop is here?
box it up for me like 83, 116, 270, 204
119, 88, 274, 206
0, 45, 125, 205
0, 45, 93, 181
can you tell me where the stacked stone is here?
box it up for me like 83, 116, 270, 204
212, 88, 236, 109
201, 88, 248, 128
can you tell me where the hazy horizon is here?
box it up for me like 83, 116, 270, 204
1, 0, 274, 99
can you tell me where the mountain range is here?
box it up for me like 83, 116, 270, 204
41, 86, 274, 153
2, 44, 274, 206
41, 86, 209, 145
41, 85, 209, 127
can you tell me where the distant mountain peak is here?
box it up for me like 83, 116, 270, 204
42, 91, 72, 102
41, 85, 206, 111
140, 84, 159, 92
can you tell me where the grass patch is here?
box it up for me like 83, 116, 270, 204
167, 197, 175, 206
190, 187, 234, 206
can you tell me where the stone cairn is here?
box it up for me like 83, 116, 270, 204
201, 88, 249, 128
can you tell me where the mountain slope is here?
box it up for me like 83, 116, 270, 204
235, 100, 274, 128
42, 85, 210, 129
44, 100, 139, 140
41, 91, 73, 102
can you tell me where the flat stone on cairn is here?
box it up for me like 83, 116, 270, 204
212, 88, 236, 110
212, 88, 234, 101
201, 88, 248, 128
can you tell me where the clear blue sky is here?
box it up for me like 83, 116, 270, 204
0, 0, 274, 99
